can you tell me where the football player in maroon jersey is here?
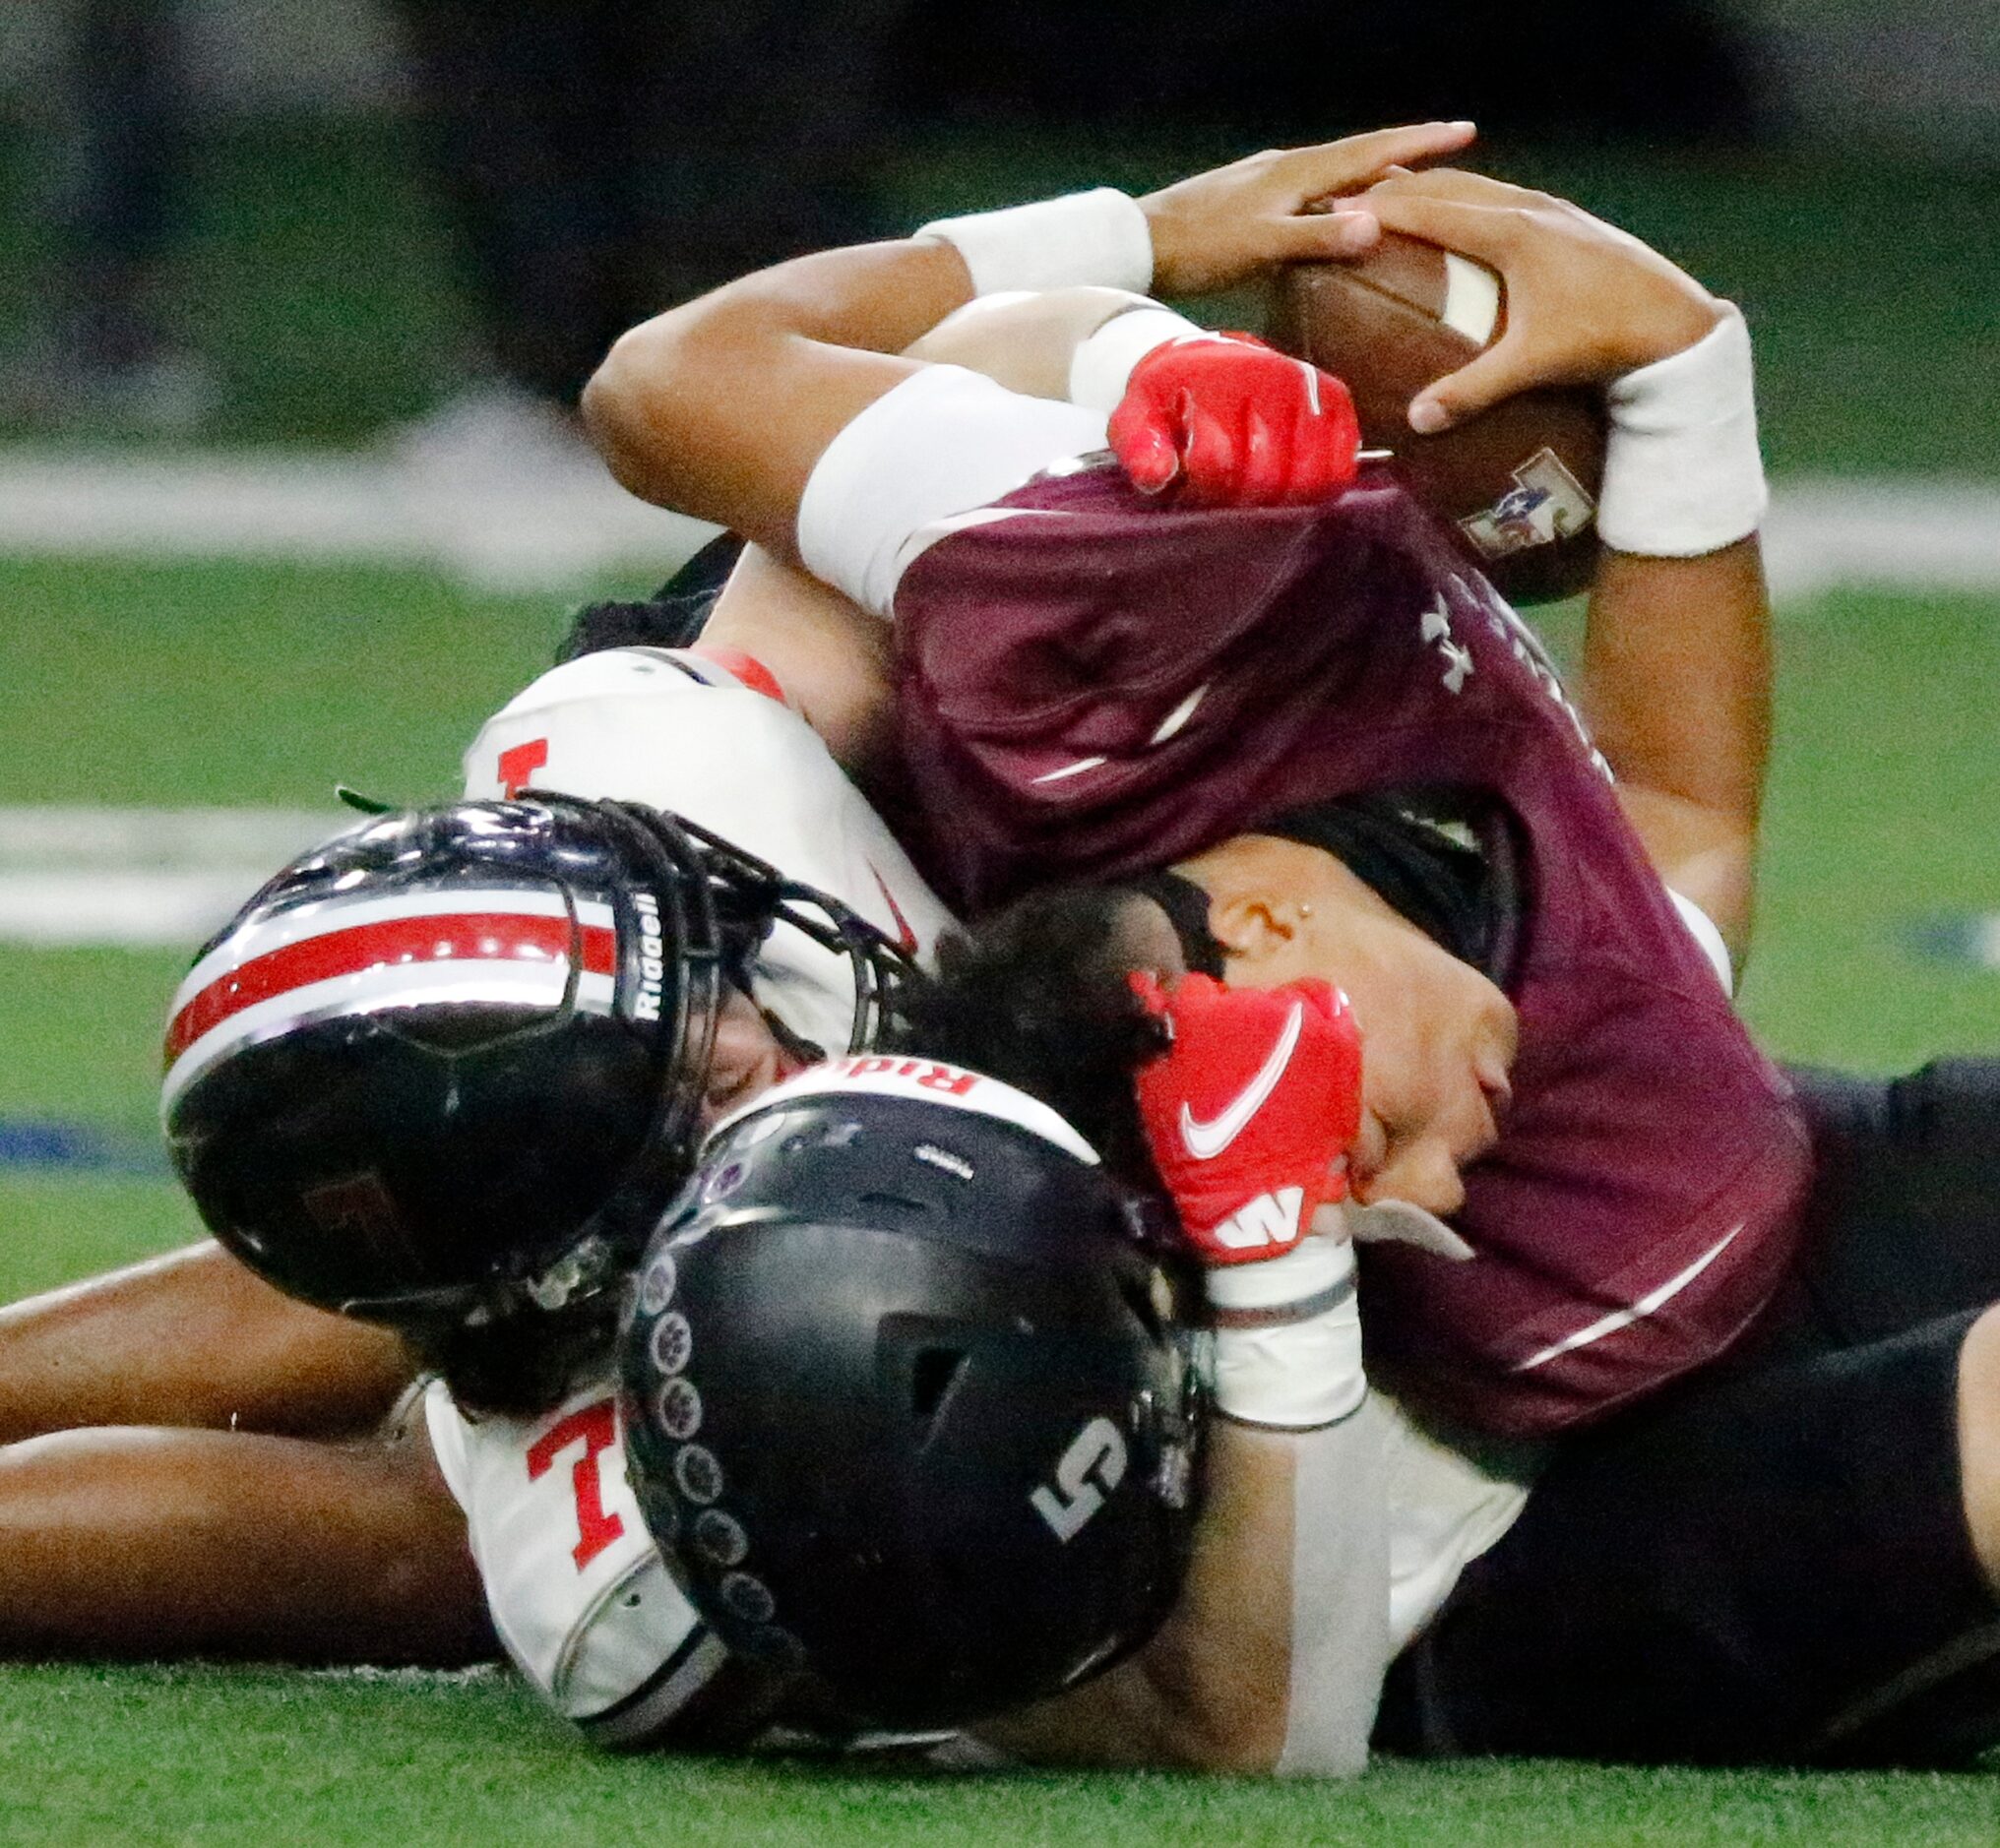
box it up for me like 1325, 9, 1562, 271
0, 131, 1993, 1769
581, 154, 2000, 1762
0, 124, 1471, 1706
584, 145, 1791, 1438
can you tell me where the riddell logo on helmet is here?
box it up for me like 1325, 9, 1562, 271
836, 1055, 981, 1097
632, 892, 665, 1022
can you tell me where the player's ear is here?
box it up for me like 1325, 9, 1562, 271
1207, 893, 1295, 965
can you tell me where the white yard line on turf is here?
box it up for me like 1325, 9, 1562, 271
1948, 917, 2000, 971
0, 806, 344, 947
1759, 480, 2000, 600
0, 446, 1993, 597
0, 444, 718, 593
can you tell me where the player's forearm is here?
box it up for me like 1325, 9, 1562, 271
1584, 539, 1771, 955
1567, 295, 1772, 957
1577, 300, 1773, 834
975, 1234, 1388, 1776
1585, 538, 1772, 813
587, 131, 1475, 557
972, 1404, 1388, 1776
0, 1241, 415, 1442
970, 1421, 1299, 1773
0, 1422, 488, 1664
585, 240, 971, 553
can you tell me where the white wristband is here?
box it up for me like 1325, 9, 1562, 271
915, 189, 1154, 299
1597, 304, 1767, 557
1206, 1237, 1364, 1430
1067, 306, 1205, 413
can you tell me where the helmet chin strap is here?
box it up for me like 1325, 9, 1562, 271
340, 1229, 627, 1323
521, 1232, 622, 1312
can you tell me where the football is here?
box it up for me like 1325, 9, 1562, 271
1267, 232, 1607, 602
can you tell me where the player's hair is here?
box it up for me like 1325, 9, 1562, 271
411, 1295, 625, 1419
554, 596, 708, 661
554, 533, 744, 661
894, 883, 1170, 1187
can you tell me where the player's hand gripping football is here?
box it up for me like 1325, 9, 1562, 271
1108, 334, 1361, 507
1357, 168, 1726, 433
1130, 972, 1362, 1264
1136, 122, 1476, 297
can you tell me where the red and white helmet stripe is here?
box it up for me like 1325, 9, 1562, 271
162, 886, 619, 1111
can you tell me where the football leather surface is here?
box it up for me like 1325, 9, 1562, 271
1267, 232, 1607, 602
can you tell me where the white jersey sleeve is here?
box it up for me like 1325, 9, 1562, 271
423, 1379, 728, 1748
463, 646, 956, 1057
795, 364, 1107, 618
1376, 1392, 1537, 1653
1273, 1393, 1536, 1776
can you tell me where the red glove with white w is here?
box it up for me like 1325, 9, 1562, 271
1130, 972, 1362, 1265
1108, 335, 1361, 508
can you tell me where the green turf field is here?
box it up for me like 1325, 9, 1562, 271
3, 555, 1998, 1841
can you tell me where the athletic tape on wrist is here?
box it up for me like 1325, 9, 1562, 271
1597, 305, 1767, 557
1205, 1238, 1364, 1430
915, 189, 1154, 299
1067, 307, 1205, 413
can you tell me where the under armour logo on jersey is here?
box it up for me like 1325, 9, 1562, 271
1420, 598, 1475, 696
1178, 998, 1305, 1159
1210, 1186, 1305, 1252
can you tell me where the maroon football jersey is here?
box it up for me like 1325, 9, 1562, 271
890, 459, 1812, 1436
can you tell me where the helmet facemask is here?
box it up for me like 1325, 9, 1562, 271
163, 795, 923, 1347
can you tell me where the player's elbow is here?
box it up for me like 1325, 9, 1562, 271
581, 322, 675, 502
1136, 1653, 1291, 1775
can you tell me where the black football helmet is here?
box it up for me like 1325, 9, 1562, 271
619, 1060, 1205, 1729
162, 795, 917, 1323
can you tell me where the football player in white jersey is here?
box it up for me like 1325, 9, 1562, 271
0, 665, 950, 1678
0, 125, 1508, 1766
411, 644, 959, 1746
4, 126, 1935, 1773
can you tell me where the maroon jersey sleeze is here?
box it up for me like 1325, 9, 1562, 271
890, 459, 1812, 1436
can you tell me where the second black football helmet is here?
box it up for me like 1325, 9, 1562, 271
162, 794, 916, 1322
620, 1058, 1205, 1729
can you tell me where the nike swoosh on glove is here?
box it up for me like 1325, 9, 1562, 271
1130, 971, 1363, 1265
1107, 334, 1361, 508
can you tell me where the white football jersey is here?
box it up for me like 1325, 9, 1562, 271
440, 646, 955, 1746
462, 647, 955, 1057
424, 1378, 729, 1748
1375, 1393, 1536, 1652
441, 647, 1534, 1764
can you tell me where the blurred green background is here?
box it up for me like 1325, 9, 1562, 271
2, 124, 1995, 471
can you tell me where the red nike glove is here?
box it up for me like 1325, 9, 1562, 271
1107, 334, 1361, 508
1130, 972, 1363, 1265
